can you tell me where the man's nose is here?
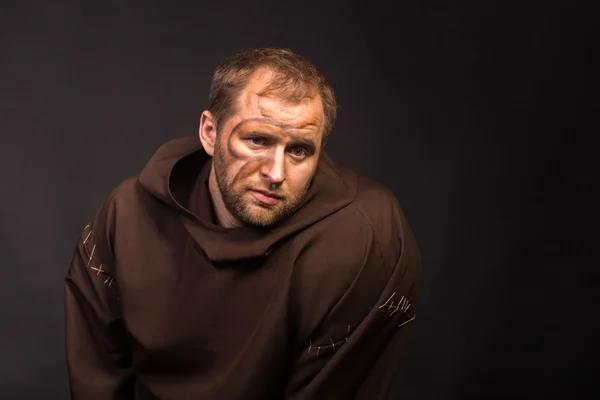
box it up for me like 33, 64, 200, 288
260, 148, 286, 184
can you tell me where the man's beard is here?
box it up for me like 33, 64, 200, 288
213, 144, 312, 228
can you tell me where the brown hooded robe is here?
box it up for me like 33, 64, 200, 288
64, 135, 421, 400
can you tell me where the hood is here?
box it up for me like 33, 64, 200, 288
138, 135, 358, 263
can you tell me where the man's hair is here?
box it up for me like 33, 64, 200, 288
207, 48, 337, 143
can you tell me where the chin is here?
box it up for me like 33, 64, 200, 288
240, 206, 285, 228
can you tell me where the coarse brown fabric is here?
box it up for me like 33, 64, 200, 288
64, 135, 421, 400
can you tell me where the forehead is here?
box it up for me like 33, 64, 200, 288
229, 71, 324, 137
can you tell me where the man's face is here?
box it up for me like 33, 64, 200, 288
212, 73, 324, 228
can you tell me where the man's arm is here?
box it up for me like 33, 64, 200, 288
284, 205, 421, 400
64, 197, 135, 399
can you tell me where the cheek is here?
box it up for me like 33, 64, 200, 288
230, 158, 264, 184
221, 138, 259, 181
227, 139, 266, 177
286, 163, 317, 191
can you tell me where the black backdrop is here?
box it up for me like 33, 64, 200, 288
0, 1, 594, 399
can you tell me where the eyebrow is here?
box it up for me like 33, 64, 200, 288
230, 117, 316, 135
291, 138, 317, 152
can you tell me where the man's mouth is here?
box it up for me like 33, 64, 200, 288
249, 189, 283, 205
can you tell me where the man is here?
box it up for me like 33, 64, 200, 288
64, 48, 421, 400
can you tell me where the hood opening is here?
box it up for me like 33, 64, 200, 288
138, 136, 358, 263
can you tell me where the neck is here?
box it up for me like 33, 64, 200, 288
208, 163, 243, 228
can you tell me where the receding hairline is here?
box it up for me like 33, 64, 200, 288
246, 66, 322, 101
208, 48, 337, 140
227, 67, 326, 132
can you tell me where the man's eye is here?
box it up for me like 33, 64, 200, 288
290, 148, 307, 157
248, 137, 265, 146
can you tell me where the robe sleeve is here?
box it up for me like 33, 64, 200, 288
64, 197, 135, 399
284, 211, 421, 400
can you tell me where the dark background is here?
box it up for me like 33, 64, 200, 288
1, 1, 594, 399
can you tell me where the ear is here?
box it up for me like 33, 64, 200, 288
199, 110, 217, 156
